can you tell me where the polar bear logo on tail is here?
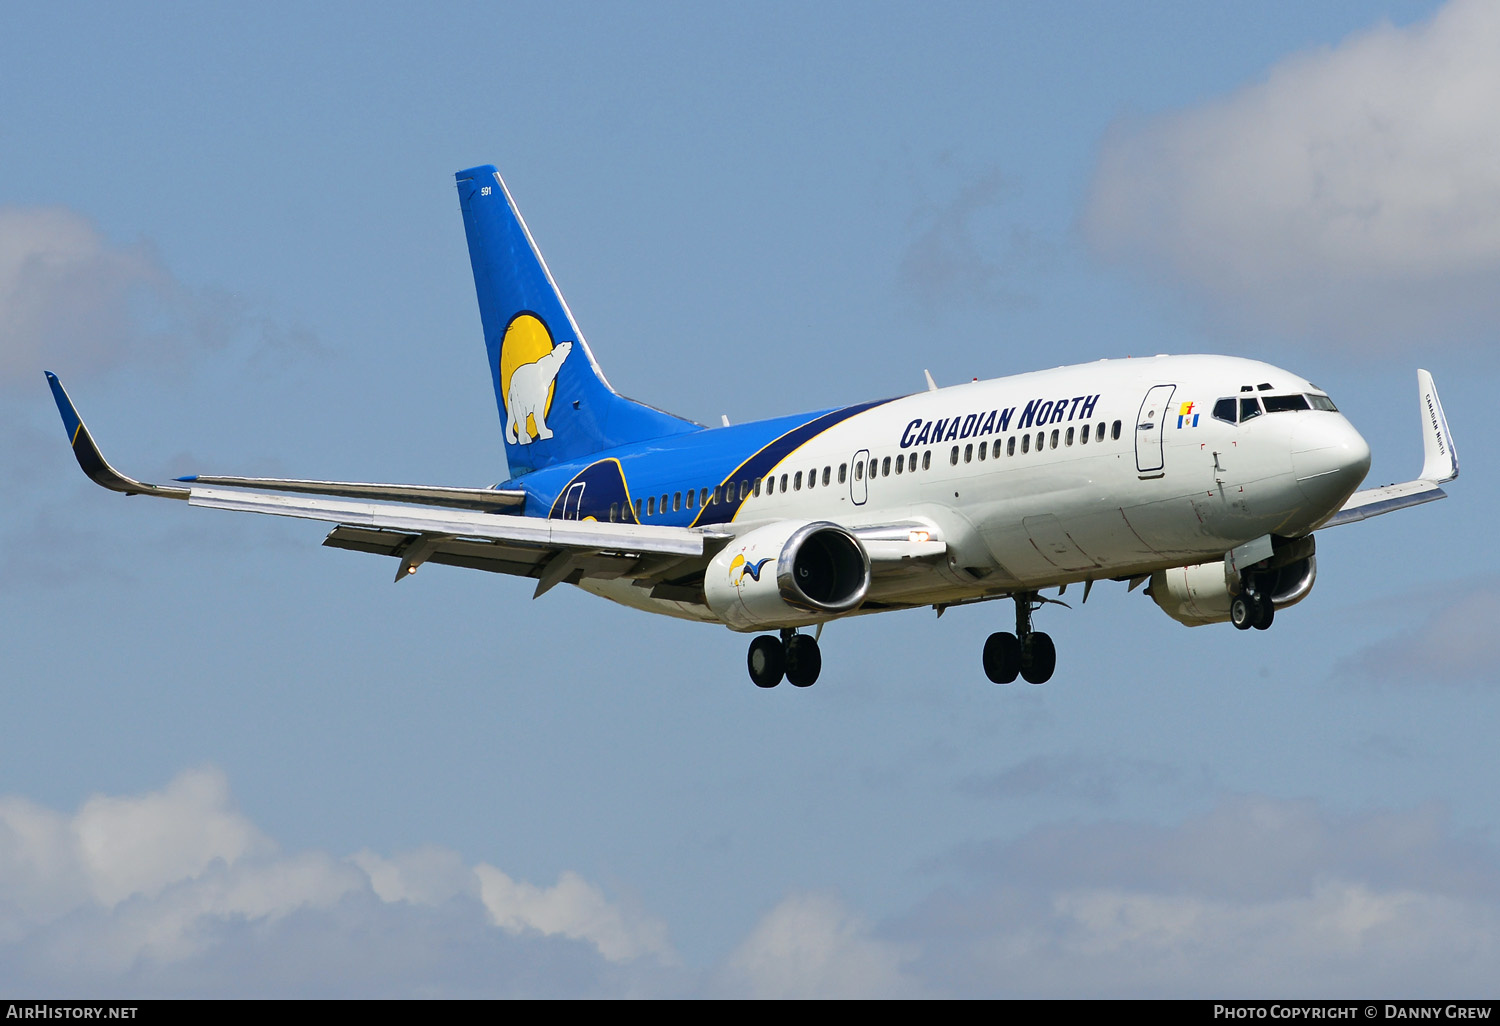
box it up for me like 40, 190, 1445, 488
506, 340, 572, 444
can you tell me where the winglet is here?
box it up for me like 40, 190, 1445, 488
44, 372, 189, 499
1417, 369, 1458, 483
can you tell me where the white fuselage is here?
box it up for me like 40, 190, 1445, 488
580, 354, 1371, 623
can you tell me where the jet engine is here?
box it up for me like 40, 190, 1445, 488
1148, 537, 1317, 627
704, 520, 870, 631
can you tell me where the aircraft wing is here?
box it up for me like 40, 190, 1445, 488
46, 372, 719, 594
1321, 369, 1458, 529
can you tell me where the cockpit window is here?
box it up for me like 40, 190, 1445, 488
1213, 398, 1237, 424
1239, 397, 1262, 421
1263, 394, 1311, 413
1308, 394, 1338, 412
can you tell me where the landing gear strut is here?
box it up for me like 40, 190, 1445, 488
747, 628, 822, 688
983, 592, 1056, 685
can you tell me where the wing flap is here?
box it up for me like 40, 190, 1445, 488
322, 526, 644, 580
190, 487, 706, 556
177, 475, 526, 511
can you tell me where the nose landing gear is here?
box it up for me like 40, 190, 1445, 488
746, 628, 823, 688
983, 591, 1056, 684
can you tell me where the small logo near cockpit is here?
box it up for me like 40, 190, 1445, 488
1177, 401, 1200, 429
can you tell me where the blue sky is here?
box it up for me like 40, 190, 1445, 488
3, 0, 1497, 997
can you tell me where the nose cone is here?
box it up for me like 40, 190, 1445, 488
1292, 415, 1372, 514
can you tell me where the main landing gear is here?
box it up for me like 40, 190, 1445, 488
747, 628, 822, 688
983, 591, 1056, 685
1230, 577, 1275, 631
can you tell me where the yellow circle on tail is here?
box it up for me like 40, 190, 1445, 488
499, 314, 557, 440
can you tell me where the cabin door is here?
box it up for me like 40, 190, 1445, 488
560, 482, 586, 520
1135, 384, 1177, 477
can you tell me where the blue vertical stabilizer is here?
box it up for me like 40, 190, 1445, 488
455, 165, 699, 476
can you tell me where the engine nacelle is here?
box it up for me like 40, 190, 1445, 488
1149, 546, 1317, 627
704, 520, 871, 631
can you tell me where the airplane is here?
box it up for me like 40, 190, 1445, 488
46, 163, 1459, 688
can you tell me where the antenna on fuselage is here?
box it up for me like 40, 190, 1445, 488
924, 369, 938, 392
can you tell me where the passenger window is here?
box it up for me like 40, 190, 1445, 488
1007, 436, 1015, 456
700, 488, 708, 507
1111, 420, 1121, 440
950, 446, 959, 465
794, 471, 802, 490
1050, 429, 1059, 449
609, 502, 618, 522
755, 477, 763, 496
1036, 432, 1045, 451
922, 451, 931, 470
673, 491, 681, 512
647, 496, 656, 516
1239, 397, 1262, 421
882, 456, 891, 476
635, 499, 643, 518
740, 480, 750, 500
766, 475, 775, 495
978, 441, 987, 460
839, 464, 847, 483
962, 443, 971, 463
823, 466, 831, 486
1213, 398, 1237, 424
808, 468, 817, 488
686, 490, 695, 510
781, 473, 789, 491
1065, 427, 1073, 446
1095, 423, 1104, 443
854, 462, 862, 481
1022, 434, 1030, 453
661, 494, 668, 513
894, 455, 904, 475
1079, 425, 1089, 445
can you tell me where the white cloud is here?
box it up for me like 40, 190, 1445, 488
1084, 0, 1500, 348
8, 771, 1496, 996
898, 794, 1500, 996
475, 865, 674, 964
717, 892, 922, 999
0, 206, 314, 389
0, 768, 675, 995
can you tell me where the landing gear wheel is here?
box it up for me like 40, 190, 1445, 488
785, 634, 822, 687
747, 635, 785, 688
1020, 632, 1056, 684
1230, 596, 1253, 630
1253, 595, 1275, 630
983, 632, 1021, 684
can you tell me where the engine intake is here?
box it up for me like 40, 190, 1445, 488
704, 520, 871, 631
